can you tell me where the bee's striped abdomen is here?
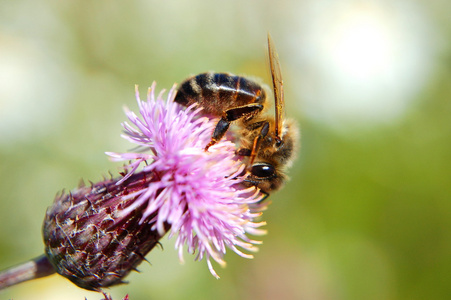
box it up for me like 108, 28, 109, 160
175, 72, 266, 115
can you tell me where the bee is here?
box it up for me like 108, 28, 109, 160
174, 34, 298, 196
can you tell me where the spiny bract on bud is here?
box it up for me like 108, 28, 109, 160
43, 172, 165, 291
42, 83, 267, 291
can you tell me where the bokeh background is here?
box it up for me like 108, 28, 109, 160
1, 0, 450, 299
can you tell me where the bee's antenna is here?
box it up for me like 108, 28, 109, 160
267, 33, 284, 142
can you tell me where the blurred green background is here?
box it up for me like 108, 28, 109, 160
1, 0, 450, 299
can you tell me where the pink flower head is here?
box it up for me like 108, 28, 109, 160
106, 83, 267, 278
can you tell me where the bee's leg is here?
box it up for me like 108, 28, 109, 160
248, 121, 269, 165
236, 148, 252, 157
236, 121, 269, 157
205, 103, 263, 150
245, 121, 267, 131
259, 190, 270, 201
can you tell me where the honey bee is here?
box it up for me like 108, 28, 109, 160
174, 34, 298, 196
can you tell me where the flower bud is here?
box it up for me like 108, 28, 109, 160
43, 171, 168, 291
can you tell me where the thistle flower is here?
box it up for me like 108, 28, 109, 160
41, 83, 267, 292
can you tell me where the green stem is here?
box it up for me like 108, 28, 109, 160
0, 254, 55, 290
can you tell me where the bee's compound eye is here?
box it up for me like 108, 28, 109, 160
251, 163, 275, 179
